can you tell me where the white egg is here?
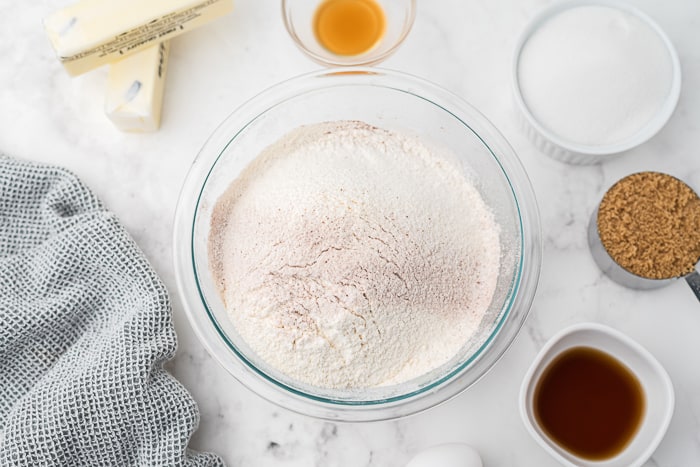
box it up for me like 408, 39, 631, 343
405, 443, 483, 467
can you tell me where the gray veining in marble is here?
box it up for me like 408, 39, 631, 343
2, 0, 700, 465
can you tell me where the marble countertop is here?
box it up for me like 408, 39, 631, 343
2, 0, 700, 465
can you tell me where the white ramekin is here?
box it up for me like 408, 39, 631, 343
512, 0, 682, 164
520, 323, 674, 467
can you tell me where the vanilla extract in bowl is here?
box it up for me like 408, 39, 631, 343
520, 323, 674, 466
534, 346, 645, 461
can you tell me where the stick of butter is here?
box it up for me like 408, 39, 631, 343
44, 0, 233, 76
105, 42, 169, 132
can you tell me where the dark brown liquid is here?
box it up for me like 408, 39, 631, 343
534, 346, 645, 460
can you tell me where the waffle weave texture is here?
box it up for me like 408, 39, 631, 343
0, 157, 224, 467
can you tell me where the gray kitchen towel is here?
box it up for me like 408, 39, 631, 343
0, 157, 224, 467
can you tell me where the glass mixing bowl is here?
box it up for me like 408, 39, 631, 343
173, 68, 542, 421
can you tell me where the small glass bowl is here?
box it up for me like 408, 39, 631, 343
282, 0, 416, 66
173, 68, 542, 421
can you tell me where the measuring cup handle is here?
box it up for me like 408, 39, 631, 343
684, 271, 700, 302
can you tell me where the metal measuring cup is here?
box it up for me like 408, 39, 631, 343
588, 207, 700, 301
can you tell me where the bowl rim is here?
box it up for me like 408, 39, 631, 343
281, 0, 417, 67
519, 322, 675, 467
173, 67, 542, 421
511, 0, 682, 159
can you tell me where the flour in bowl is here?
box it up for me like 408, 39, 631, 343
208, 121, 500, 389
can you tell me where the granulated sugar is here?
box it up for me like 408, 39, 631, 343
209, 121, 501, 389
518, 5, 673, 147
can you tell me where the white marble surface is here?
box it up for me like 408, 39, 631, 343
2, 0, 700, 465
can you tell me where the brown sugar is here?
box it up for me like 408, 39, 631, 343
597, 172, 700, 279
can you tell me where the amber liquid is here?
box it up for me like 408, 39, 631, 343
313, 0, 386, 56
534, 347, 645, 460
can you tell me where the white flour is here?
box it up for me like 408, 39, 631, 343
209, 121, 500, 389
518, 5, 673, 146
